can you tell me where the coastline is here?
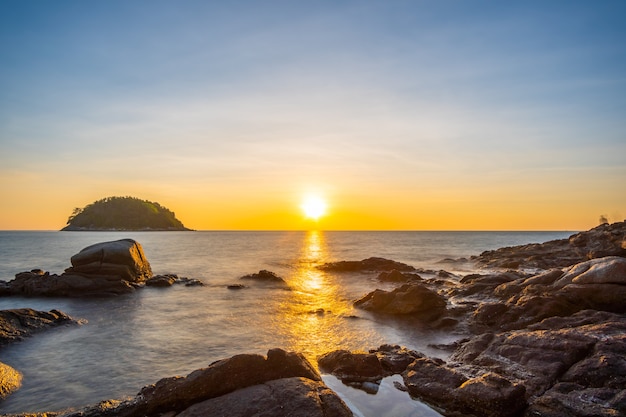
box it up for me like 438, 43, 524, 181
0, 223, 624, 416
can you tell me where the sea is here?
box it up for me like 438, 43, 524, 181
0, 230, 574, 416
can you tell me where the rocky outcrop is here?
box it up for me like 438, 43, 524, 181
319, 257, 416, 272
0, 239, 159, 297
354, 283, 447, 320
58, 349, 352, 417
0, 308, 78, 346
473, 221, 626, 270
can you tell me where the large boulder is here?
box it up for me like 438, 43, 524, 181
354, 283, 447, 320
61, 348, 353, 417
2, 239, 154, 297
66, 239, 152, 282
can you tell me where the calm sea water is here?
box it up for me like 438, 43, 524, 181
0, 231, 573, 415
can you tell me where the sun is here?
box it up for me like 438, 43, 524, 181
301, 195, 327, 221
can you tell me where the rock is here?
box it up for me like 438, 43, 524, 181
175, 377, 353, 417
319, 257, 416, 272
240, 270, 286, 284
0, 308, 79, 346
318, 350, 385, 382
377, 270, 422, 282
371, 344, 424, 374
6, 270, 137, 297
554, 256, 626, 286
66, 239, 152, 282
0, 361, 22, 400
227, 284, 247, 290
145, 274, 177, 287
354, 283, 447, 320
61, 349, 348, 417
473, 221, 626, 270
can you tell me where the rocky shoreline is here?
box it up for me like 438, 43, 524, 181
0, 222, 624, 416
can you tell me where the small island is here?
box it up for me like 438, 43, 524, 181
61, 196, 192, 231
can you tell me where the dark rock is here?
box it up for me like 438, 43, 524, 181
354, 283, 447, 320
175, 377, 353, 417
526, 383, 625, 417
67, 239, 152, 282
62, 349, 342, 417
6, 270, 137, 297
145, 274, 177, 287
227, 284, 247, 290
403, 359, 526, 417
240, 270, 286, 284
377, 270, 422, 282
371, 344, 424, 374
0, 308, 79, 346
318, 350, 385, 382
319, 257, 416, 272
3, 239, 154, 297
474, 221, 626, 270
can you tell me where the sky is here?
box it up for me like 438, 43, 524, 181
1, 0, 625, 231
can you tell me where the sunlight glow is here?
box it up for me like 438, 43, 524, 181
301, 195, 327, 220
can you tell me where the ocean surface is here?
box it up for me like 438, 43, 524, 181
0, 230, 574, 416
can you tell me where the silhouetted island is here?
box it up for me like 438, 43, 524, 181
61, 196, 192, 231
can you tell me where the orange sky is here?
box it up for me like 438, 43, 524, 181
1, 2, 625, 231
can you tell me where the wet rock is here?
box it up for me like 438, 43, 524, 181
0, 308, 79, 346
474, 221, 626, 270
227, 284, 247, 290
377, 270, 422, 283
240, 270, 286, 284
354, 283, 446, 320
61, 349, 350, 417
525, 383, 626, 417
146, 274, 204, 288
145, 274, 177, 287
318, 350, 385, 382
319, 257, 416, 272
371, 344, 424, 374
5, 270, 137, 297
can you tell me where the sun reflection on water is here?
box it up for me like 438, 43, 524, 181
277, 231, 361, 364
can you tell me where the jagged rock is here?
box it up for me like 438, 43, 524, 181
319, 257, 416, 272
354, 283, 446, 320
145, 274, 202, 288
377, 270, 422, 282
473, 221, 626, 270
0, 308, 78, 346
5, 270, 137, 297
318, 350, 385, 382
61, 349, 351, 417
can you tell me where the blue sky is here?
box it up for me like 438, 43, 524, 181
1, 1, 625, 229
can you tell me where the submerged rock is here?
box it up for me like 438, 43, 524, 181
240, 270, 287, 284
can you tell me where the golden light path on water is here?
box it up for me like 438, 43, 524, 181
273, 230, 366, 363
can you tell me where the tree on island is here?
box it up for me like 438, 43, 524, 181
62, 196, 192, 231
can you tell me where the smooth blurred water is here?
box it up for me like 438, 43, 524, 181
0, 230, 573, 414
